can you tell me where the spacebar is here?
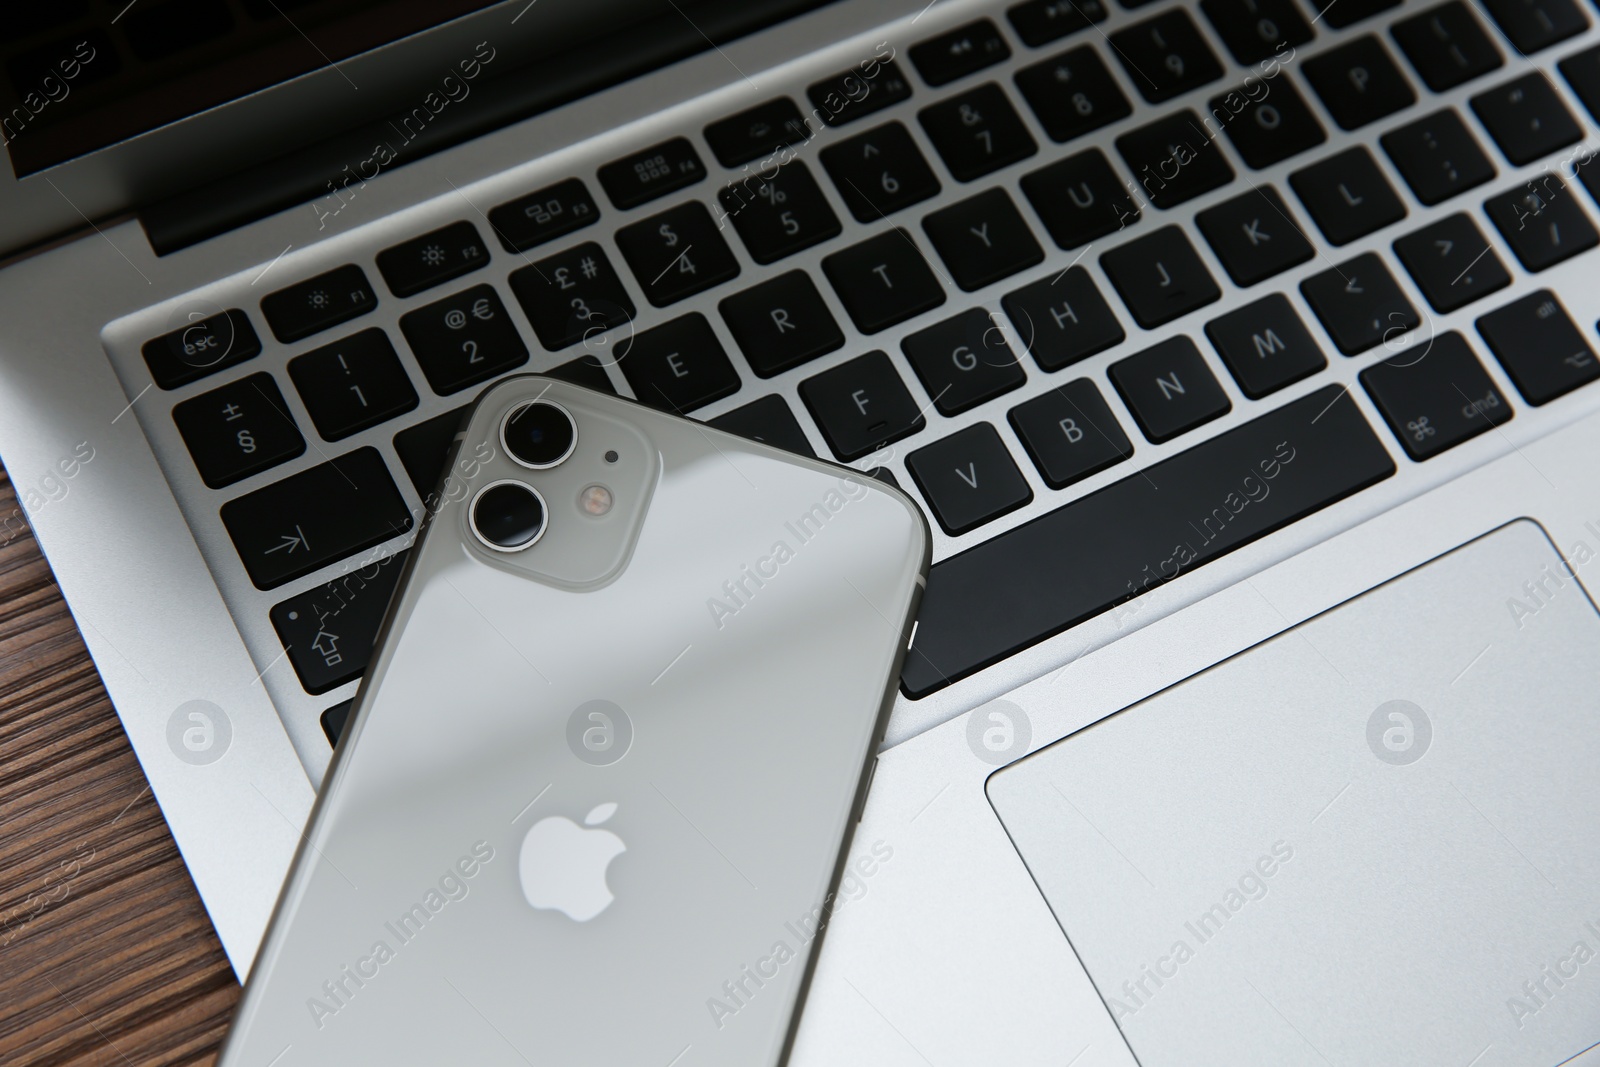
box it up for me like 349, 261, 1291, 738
901, 385, 1395, 698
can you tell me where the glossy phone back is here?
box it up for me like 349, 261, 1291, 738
218, 376, 929, 1066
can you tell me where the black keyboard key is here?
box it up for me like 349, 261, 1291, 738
1471, 73, 1582, 166
922, 188, 1045, 291
221, 447, 412, 590
1007, 0, 1110, 46
704, 98, 812, 167
269, 549, 409, 695
1361, 332, 1511, 460
719, 271, 844, 378
1009, 378, 1133, 488
1477, 290, 1600, 404
1110, 10, 1224, 103
1480, 0, 1587, 54
1302, 36, 1416, 130
376, 221, 489, 298
399, 284, 529, 394
143, 309, 262, 390
1380, 110, 1496, 206
321, 700, 353, 746
1020, 148, 1142, 250
173, 373, 305, 489
393, 404, 469, 501
508, 242, 636, 350
1300, 252, 1420, 355
1206, 294, 1327, 399
1101, 226, 1221, 329
1003, 267, 1126, 371
615, 201, 740, 307
820, 122, 941, 222
1210, 76, 1326, 170
548, 353, 618, 395
1484, 176, 1600, 271
822, 230, 947, 333
1014, 46, 1132, 144
1559, 45, 1600, 121
902, 308, 1028, 415
809, 59, 914, 126
1392, 213, 1510, 313
1391, 2, 1502, 92
487, 178, 600, 254
800, 351, 926, 461
261, 265, 378, 344
1290, 146, 1406, 246
1116, 110, 1234, 210
911, 19, 1011, 86
616, 314, 740, 415
1110, 336, 1232, 442
287, 329, 418, 441
708, 395, 815, 457
1201, 0, 1313, 64
598, 138, 705, 210
907, 423, 1033, 535
900, 384, 1394, 696
1196, 186, 1315, 287
717, 161, 840, 265
919, 83, 1038, 182
1304, 0, 1398, 29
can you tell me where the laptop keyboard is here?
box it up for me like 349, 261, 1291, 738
123, 0, 1600, 752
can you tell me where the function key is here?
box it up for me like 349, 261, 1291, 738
1205, 294, 1327, 399
1483, 176, 1599, 271
1471, 73, 1582, 166
704, 98, 812, 168
1109, 10, 1223, 103
614, 201, 740, 307
598, 138, 706, 210
1100, 225, 1221, 329
1391, 2, 1502, 92
1299, 252, 1419, 355
1360, 332, 1511, 460
172, 372, 305, 489
717, 161, 841, 264
261, 264, 377, 344
1008, 378, 1133, 489
1380, 110, 1496, 206
1301, 36, 1416, 130
508, 242, 636, 350
1303, 0, 1399, 29
819, 122, 941, 222
1195, 186, 1314, 288
821, 229, 947, 334
1020, 148, 1141, 250
1479, 0, 1587, 54
901, 308, 1028, 415
1109, 336, 1232, 443
375, 221, 489, 298
287, 328, 419, 440
1006, 0, 1109, 47
220, 447, 413, 590
808, 58, 913, 126
910, 19, 1011, 86
616, 314, 741, 415
1290, 146, 1406, 246
719, 271, 844, 378
142, 309, 262, 390
1209, 77, 1326, 170
1115, 110, 1234, 210
1014, 46, 1132, 144
919, 83, 1038, 182
922, 188, 1044, 292
906, 423, 1033, 535
1476, 291, 1600, 405
398, 284, 529, 394
487, 178, 599, 254
269, 549, 408, 695
1392, 213, 1510, 313
1002, 267, 1125, 372
707, 395, 816, 457
1200, 0, 1313, 65
800, 351, 926, 461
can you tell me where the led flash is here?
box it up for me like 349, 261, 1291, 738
580, 484, 613, 516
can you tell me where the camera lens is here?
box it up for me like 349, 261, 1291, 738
470, 481, 547, 552
502, 401, 576, 468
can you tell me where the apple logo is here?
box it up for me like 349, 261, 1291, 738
518, 802, 625, 921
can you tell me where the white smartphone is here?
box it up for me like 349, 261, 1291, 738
219, 375, 929, 1066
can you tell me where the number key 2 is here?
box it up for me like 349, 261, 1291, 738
508, 243, 637, 350
399, 284, 529, 394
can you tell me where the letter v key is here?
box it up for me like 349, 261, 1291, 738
956, 462, 979, 488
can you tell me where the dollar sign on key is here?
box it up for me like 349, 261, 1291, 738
659, 224, 678, 247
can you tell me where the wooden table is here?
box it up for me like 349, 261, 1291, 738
0, 462, 241, 1065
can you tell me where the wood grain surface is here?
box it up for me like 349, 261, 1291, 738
0, 463, 241, 1066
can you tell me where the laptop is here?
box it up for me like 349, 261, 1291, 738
3, 0, 1599, 1061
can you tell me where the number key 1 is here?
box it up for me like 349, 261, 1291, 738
288, 328, 419, 440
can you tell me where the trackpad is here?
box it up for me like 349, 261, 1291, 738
989, 520, 1600, 1066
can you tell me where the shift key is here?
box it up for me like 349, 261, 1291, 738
221, 447, 414, 589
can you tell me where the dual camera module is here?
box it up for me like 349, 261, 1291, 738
470, 400, 592, 553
